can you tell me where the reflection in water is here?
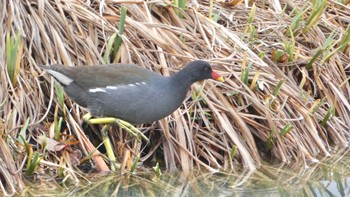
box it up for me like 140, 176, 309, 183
24, 149, 350, 197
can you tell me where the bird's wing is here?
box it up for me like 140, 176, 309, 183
40, 64, 158, 88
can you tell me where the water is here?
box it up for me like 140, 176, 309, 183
23, 149, 350, 197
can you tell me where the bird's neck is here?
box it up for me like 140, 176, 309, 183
170, 69, 194, 90
164, 70, 195, 110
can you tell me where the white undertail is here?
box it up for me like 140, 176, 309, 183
46, 70, 74, 86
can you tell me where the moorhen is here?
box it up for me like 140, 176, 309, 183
39, 60, 223, 124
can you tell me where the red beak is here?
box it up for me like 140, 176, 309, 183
211, 71, 224, 82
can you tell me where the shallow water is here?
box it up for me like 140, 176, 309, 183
23, 148, 350, 197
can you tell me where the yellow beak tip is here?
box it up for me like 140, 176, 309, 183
217, 76, 224, 82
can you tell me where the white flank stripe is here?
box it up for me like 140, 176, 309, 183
141, 81, 146, 85
89, 88, 107, 93
47, 70, 73, 85
106, 86, 117, 89
128, 84, 136, 87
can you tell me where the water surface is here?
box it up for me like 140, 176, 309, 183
24, 148, 350, 197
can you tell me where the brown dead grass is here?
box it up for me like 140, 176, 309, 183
1, 0, 350, 194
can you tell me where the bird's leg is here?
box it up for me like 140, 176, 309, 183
82, 113, 115, 124
83, 113, 148, 141
115, 119, 149, 141
82, 113, 148, 171
100, 124, 117, 171
82, 113, 116, 170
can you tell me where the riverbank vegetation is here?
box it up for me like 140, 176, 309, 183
1, 0, 350, 195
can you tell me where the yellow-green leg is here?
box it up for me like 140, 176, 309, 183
83, 114, 148, 141
100, 124, 117, 171
82, 113, 148, 171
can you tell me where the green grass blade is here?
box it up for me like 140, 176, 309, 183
279, 124, 293, 136
321, 106, 334, 127
153, 162, 162, 176
18, 118, 30, 145
288, 5, 308, 36
230, 145, 237, 158
26, 152, 42, 176
111, 6, 127, 61
104, 6, 127, 63
178, 0, 187, 10
304, 0, 327, 33
242, 63, 252, 85
273, 79, 285, 97
306, 49, 322, 69
310, 98, 325, 115
54, 117, 63, 141
248, 4, 256, 24
104, 33, 117, 64
55, 83, 65, 109
285, 27, 295, 61
130, 154, 140, 173
265, 127, 276, 151
339, 25, 350, 52
6, 32, 23, 86
213, 12, 220, 23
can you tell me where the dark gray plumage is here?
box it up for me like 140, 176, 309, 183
39, 60, 223, 124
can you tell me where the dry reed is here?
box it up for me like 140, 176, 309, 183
1, 0, 350, 194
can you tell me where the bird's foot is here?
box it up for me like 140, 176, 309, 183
82, 113, 148, 171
